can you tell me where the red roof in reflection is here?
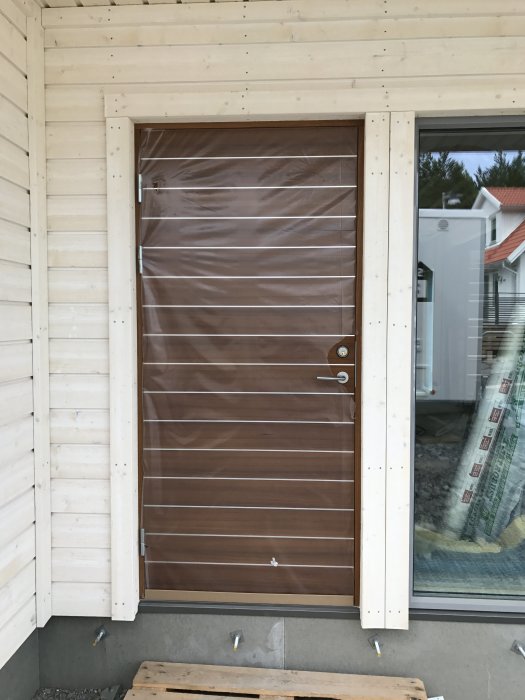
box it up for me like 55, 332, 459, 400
485, 219, 525, 265
486, 187, 525, 208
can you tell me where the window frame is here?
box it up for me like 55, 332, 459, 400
410, 116, 525, 614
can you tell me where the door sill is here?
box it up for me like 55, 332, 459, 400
144, 589, 354, 606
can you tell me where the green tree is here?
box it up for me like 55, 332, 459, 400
418, 152, 478, 209
475, 151, 525, 188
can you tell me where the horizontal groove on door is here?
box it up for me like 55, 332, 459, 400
143, 421, 356, 452
140, 158, 357, 187
141, 154, 359, 161
143, 449, 354, 480
143, 392, 355, 422
142, 278, 356, 307
141, 219, 356, 247
145, 563, 354, 596
141, 308, 355, 336
139, 126, 359, 158
145, 535, 355, 566
143, 186, 358, 191
143, 478, 354, 509
143, 336, 356, 364
139, 122, 359, 600
143, 506, 354, 538
143, 364, 355, 393
141, 189, 356, 219
142, 247, 356, 278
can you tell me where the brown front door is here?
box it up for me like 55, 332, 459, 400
138, 122, 362, 604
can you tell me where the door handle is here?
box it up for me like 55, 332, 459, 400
316, 371, 349, 384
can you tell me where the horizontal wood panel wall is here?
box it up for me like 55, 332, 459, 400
41, 0, 525, 620
0, 0, 37, 672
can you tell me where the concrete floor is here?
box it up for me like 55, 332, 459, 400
0, 632, 39, 700
35, 613, 525, 700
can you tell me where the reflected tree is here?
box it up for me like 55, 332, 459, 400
475, 151, 525, 188
418, 151, 478, 209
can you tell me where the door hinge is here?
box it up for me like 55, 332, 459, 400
138, 244, 143, 275
137, 173, 143, 203
139, 528, 146, 557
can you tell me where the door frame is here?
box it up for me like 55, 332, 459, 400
105, 101, 416, 629
134, 120, 364, 608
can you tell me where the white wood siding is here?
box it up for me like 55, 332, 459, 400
0, 0, 37, 671
41, 0, 525, 624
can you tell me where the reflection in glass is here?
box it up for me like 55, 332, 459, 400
414, 129, 525, 599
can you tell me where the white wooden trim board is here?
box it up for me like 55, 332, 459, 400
106, 117, 139, 621
385, 112, 416, 629
28, 4, 53, 629
360, 112, 390, 628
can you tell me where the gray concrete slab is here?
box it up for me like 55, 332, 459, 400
284, 617, 525, 700
0, 630, 39, 700
38, 614, 284, 690
37, 613, 525, 700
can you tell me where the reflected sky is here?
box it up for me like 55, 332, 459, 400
428, 150, 521, 177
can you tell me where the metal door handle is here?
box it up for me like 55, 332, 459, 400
316, 371, 349, 384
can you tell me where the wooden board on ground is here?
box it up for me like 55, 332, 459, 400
127, 662, 427, 700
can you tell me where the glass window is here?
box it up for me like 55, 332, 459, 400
414, 127, 525, 602
490, 217, 497, 244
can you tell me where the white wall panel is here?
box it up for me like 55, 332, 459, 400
0, 343, 32, 383
47, 160, 106, 195
0, 596, 36, 672
52, 547, 111, 583
0, 380, 33, 425
42, 0, 525, 624
0, 304, 32, 342
48, 268, 108, 303
52, 582, 110, 617
0, 136, 30, 189
0, 490, 35, 550
50, 409, 110, 444
52, 513, 110, 548
46, 123, 106, 159
0, 97, 28, 152
0, 1, 37, 670
48, 233, 107, 268
47, 195, 107, 231
0, 563, 35, 631
0, 54, 27, 111
49, 339, 109, 374
45, 86, 105, 122
0, 417, 33, 470
0, 528, 36, 590
51, 479, 110, 514
0, 220, 31, 265
0, 178, 30, 228
0, 0, 26, 35
51, 444, 109, 480
0, 261, 31, 303
49, 303, 109, 338
50, 374, 109, 409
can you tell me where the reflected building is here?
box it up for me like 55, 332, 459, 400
414, 174, 525, 601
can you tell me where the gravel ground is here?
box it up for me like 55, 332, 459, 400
33, 689, 126, 700
414, 441, 462, 528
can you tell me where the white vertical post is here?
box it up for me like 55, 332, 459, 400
27, 6, 52, 627
106, 117, 139, 621
360, 113, 390, 629
385, 111, 416, 630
